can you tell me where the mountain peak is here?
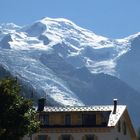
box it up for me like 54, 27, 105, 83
1, 18, 140, 128
40, 17, 76, 25
0, 17, 129, 74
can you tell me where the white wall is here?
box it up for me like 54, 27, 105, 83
30, 126, 132, 140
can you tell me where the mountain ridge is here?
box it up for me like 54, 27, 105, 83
0, 17, 140, 128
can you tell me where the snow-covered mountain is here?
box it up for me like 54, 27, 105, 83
0, 17, 140, 127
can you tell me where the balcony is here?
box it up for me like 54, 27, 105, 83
40, 122, 108, 128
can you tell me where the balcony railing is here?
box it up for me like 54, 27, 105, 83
40, 123, 108, 128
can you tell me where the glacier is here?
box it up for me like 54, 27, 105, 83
1, 17, 140, 128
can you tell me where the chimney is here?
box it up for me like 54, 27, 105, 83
113, 99, 118, 114
37, 98, 46, 112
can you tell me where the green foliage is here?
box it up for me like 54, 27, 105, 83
0, 77, 40, 140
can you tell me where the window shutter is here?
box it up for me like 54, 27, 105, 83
123, 121, 127, 135
34, 136, 38, 140
82, 135, 86, 140
94, 135, 98, 140
61, 114, 65, 124
49, 114, 53, 125
70, 135, 74, 140
47, 136, 51, 140
58, 136, 62, 140
77, 114, 82, 125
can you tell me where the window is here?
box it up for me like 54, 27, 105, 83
65, 114, 71, 125
39, 114, 49, 125
101, 111, 111, 126
77, 114, 82, 125
117, 120, 121, 132
61, 135, 71, 140
85, 134, 95, 140
82, 114, 96, 126
123, 121, 127, 135
38, 135, 47, 140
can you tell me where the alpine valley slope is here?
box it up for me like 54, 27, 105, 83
0, 17, 140, 128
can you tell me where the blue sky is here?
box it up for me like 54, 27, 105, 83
0, 0, 140, 39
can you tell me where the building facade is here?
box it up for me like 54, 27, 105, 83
23, 100, 137, 140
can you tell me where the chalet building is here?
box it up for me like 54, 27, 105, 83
23, 99, 137, 140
